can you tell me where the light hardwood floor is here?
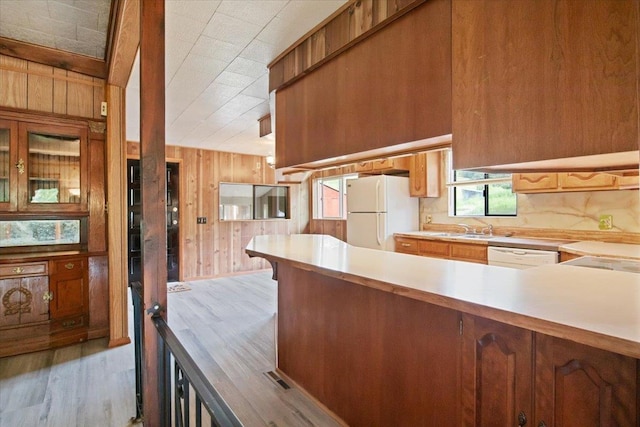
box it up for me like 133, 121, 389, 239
0, 271, 342, 427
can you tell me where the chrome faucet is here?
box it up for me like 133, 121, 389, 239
481, 224, 493, 236
458, 224, 473, 234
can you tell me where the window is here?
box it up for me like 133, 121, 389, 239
313, 175, 357, 219
446, 153, 517, 216
219, 183, 289, 220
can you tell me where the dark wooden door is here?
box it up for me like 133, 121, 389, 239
166, 162, 179, 282
128, 159, 179, 283
535, 334, 638, 427
460, 314, 533, 427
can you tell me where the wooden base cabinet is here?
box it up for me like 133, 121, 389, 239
461, 315, 638, 427
394, 236, 488, 264
0, 254, 102, 358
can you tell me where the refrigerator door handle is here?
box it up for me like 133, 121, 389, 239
375, 180, 381, 211
376, 213, 382, 246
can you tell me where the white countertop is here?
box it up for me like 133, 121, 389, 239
246, 234, 640, 359
559, 241, 640, 260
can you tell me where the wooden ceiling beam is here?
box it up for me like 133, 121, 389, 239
0, 36, 107, 79
107, 0, 140, 87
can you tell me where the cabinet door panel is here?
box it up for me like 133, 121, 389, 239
461, 314, 533, 427
19, 276, 49, 324
558, 172, 617, 190
535, 334, 638, 427
50, 276, 85, 319
0, 278, 22, 327
450, 243, 487, 264
0, 119, 18, 211
512, 173, 558, 193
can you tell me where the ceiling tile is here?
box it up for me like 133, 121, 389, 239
27, 15, 75, 39
239, 39, 278, 64
166, 0, 221, 24
214, 71, 257, 89
226, 57, 267, 80
55, 36, 97, 57
215, 0, 287, 27
77, 25, 106, 47
1, 22, 55, 48
191, 35, 243, 63
47, 1, 99, 30
165, 12, 208, 45
202, 13, 262, 48
0, 2, 32, 26
241, 74, 269, 99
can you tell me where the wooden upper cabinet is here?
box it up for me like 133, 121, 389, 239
275, 0, 452, 168
0, 119, 18, 211
409, 151, 441, 197
513, 171, 627, 193
558, 172, 617, 190
512, 173, 558, 193
17, 122, 88, 213
452, 0, 639, 170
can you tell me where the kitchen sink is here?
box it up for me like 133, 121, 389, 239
413, 231, 495, 240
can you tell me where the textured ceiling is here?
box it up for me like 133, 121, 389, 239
0, 0, 111, 58
0, 0, 346, 157
126, 0, 347, 157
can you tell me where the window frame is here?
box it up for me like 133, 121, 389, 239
312, 174, 357, 220
445, 151, 517, 217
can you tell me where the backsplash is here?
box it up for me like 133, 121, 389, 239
420, 185, 639, 233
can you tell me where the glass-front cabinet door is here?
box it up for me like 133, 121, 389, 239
0, 119, 18, 211
18, 122, 88, 212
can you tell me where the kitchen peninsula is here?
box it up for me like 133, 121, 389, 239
246, 234, 639, 426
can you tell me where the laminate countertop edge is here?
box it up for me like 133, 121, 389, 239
246, 234, 640, 359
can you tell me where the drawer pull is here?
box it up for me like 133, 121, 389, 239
401, 243, 411, 247
13, 267, 24, 274
43, 291, 53, 302
62, 320, 77, 328
64, 263, 75, 270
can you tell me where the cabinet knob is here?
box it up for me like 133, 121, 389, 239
401, 243, 411, 247
64, 263, 75, 270
517, 411, 527, 426
42, 291, 53, 302
537, 422, 546, 427
13, 267, 23, 274
15, 158, 24, 175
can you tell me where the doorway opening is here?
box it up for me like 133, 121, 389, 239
127, 159, 180, 283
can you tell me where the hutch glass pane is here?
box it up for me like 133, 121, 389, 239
254, 185, 288, 219
0, 129, 9, 203
28, 132, 80, 204
0, 219, 80, 247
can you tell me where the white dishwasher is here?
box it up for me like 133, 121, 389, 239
488, 246, 558, 269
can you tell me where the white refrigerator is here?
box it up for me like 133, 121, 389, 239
346, 175, 418, 251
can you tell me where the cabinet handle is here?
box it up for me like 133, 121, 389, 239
13, 267, 24, 274
43, 291, 53, 302
517, 411, 527, 426
537, 422, 546, 427
62, 320, 77, 328
16, 158, 24, 174
64, 263, 75, 270
401, 243, 411, 247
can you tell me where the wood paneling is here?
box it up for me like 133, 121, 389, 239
0, 37, 106, 79
277, 263, 460, 426
128, 142, 305, 281
88, 255, 108, 339
0, 54, 105, 119
107, 0, 140, 88
452, 0, 639, 170
275, 0, 451, 168
88, 130, 106, 253
106, 85, 129, 347
268, 0, 426, 91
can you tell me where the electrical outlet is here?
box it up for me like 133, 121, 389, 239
426, 215, 432, 224
197, 217, 207, 224
100, 101, 107, 116
598, 214, 613, 230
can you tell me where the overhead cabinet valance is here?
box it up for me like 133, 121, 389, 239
274, 0, 452, 169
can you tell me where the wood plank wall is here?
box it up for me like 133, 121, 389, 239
127, 142, 307, 280
0, 54, 105, 119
